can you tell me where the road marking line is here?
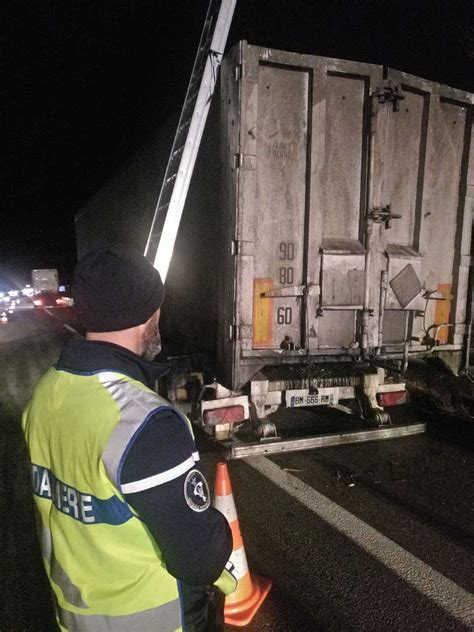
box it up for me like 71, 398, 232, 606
42, 308, 80, 336
244, 456, 474, 626
63, 324, 79, 335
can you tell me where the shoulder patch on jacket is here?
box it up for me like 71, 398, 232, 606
184, 469, 210, 512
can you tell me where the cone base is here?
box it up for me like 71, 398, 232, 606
224, 575, 272, 627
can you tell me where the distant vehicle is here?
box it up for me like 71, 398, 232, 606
33, 291, 68, 308
2, 302, 18, 321
32, 269, 59, 294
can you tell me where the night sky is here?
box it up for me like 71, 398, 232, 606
4, 0, 474, 287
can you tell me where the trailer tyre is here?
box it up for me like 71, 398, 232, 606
257, 421, 277, 439
372, 410, 391, 426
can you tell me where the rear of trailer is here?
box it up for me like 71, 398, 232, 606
31, 269, 59, 294
75, 42, 473, 450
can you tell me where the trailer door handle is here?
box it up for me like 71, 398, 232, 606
260, 284, 320, 299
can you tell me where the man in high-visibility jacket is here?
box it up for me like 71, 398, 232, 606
22, 245, 236, 632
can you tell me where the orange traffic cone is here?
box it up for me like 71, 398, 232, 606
213, 462, 272, 627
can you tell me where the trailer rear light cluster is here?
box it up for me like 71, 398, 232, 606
202, 405, 246, 426
376, 390, 408, 407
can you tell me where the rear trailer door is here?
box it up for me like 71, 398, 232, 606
250, 55, 384, 354
229, 44, 382, 387
313, 61, 383, 351
368, 69, 473, 353
252, 61, 309, 351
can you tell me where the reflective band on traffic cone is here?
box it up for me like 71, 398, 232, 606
213, 462, 272, 627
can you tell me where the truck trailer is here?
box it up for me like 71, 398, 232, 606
75, 41, 473, 454
31, 269, 59, 295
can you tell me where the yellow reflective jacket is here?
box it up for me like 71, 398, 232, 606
22, 367, 184, 632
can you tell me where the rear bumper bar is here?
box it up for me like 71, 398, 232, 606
226, 423, 426, 459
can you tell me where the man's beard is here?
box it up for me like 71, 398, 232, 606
142, 318, 162, 361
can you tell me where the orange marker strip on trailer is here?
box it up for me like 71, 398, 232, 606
434, 283, 452, 345
252, 278, 273, 348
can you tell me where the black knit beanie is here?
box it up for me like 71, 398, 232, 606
72, 244, 165, 332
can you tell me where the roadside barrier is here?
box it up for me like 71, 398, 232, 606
213, 461, 272, 626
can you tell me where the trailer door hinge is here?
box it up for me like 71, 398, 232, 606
368, 204, 401, 229
371, 81, 405, 112
229, 324, 241, 340
231, 240, 254, 256
229, 324, 252, 340
235, 63, 243, 81
233, 152, 243, 169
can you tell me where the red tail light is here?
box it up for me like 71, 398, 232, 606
33, 299, 42, 306
377, 390, 409, 407
202, 405, 245, 426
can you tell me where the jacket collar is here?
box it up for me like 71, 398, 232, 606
56, 338, 169, 388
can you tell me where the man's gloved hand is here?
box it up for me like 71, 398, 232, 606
213, 561, 237, 595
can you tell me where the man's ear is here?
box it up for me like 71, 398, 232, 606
137, 320, 147, 336
147, 308, 161, 328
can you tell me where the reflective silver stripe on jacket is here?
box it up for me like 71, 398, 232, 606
38, 514, 89, 609
58, 598, 181, 632
121, 454, 196, 494
98, 372, 196, 492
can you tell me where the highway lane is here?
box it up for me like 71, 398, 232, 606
1, 307, 473, 631
221, 443, 474, 631
0, 307, 70, 631
0, 307, 73, 410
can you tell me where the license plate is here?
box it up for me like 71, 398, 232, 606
285, 388, 339, 408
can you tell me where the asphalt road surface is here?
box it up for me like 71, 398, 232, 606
1, 307, 473, 631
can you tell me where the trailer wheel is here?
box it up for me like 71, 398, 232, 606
372, 410, 391, 426
249, 401, 278, 439
256, 420, 277, 439
356, 388, 391, 426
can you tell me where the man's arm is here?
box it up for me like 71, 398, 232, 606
120, 408, 232, 586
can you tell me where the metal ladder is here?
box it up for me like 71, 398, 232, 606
144, 0, 236, 281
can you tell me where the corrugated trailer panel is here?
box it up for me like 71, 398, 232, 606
75, 108, 224, 355
216, 44, 241, 383
75, 117, 178, 257
164, 106, 222, 353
